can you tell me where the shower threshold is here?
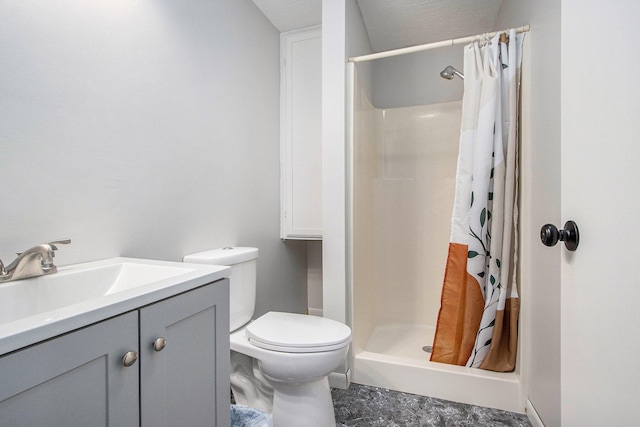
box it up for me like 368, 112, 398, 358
353, 323, 523, 413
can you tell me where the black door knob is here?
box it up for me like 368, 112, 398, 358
540, 221, 580, 251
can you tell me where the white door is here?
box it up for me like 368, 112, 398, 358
561, 1, 640, 425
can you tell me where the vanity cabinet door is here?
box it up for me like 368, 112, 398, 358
139, 280, 230, 427
0, 312, 139, 427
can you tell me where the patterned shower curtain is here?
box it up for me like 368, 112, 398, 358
430, 29, 523, 372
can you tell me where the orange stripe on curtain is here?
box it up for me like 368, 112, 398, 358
479, 298, 520, 372
430, 242, 485, 365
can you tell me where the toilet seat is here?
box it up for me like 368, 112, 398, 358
246, 312, 351, 353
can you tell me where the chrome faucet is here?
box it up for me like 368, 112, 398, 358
0, 239, 71, 283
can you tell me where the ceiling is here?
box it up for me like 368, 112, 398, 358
251, 0, 504, 52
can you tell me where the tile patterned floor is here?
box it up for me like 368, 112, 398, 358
331, 383, 532, 427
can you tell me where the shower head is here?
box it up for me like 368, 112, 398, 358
440, 65, 464, 80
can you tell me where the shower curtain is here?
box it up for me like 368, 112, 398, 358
431, 29, 523, 372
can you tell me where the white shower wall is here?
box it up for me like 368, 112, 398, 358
352, 75, 461, 354
373, 102, 461, 328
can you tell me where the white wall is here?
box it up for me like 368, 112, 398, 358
322, 0, 348, 323
495, 1, 562, 425
322, 0, 372, 324
561, 1, 640, 424
0, 0, 308, 317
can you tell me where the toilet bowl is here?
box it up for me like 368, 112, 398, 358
183, 247, 352, 427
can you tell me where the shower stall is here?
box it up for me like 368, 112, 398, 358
347, 41, 523, 412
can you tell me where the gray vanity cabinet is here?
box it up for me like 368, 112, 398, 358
140, 280, 230, 427
0, 280, 230, 427
0, 311, 140, 426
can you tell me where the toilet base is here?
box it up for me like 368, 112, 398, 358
229, 321, 349, 427
231, 350, 337, 427
270, 377, 335, 427
230, 351, 274, 415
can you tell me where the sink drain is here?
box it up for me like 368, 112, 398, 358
422, 345, 433, 353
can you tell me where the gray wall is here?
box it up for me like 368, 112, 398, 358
0, 0, 307, 317
371, 44, 465, 108
346, 0, 374, 103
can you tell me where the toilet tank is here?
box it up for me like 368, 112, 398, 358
183, 247, 258, 332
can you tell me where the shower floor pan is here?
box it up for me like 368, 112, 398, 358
364, 323, 436, 359
353, 323, 523, 413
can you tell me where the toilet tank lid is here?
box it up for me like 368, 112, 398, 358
183, 247, 258, 265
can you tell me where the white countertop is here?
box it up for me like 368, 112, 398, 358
0, 257, 230, 355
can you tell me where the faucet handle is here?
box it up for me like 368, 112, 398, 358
46, 239, 71, 250
40, 239, 70, 271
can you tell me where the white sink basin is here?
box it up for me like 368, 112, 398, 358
0, 257, 230, 355
0, 262, 192, 324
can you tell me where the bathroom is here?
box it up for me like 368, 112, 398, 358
2, 1, 640, 426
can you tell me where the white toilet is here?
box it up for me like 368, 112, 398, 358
183, 247, 351, 427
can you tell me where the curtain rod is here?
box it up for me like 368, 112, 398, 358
349, 24, 530, 63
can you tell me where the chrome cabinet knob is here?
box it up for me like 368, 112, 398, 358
122, 351, 138, 367
153, 337, 167, 352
